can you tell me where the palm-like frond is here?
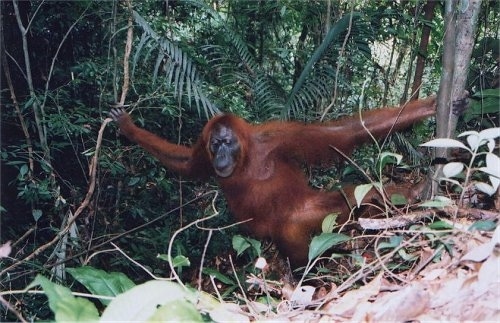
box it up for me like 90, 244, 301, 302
182, 0, 258, 74
132, 11, 218, 117
285, 12, 367, 118
181, 1, 373, 120
391, 132, 424, 165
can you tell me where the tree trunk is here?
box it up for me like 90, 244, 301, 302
410, 0, 437, 100
431, 0, 482, 196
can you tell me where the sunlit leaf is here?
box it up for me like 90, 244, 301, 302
100, 280, 197, 321
420, 138, 469, 151
354, 183, 374, 207
442, 162, 464, 178
149, 299, 203, 322
321, 213, 339, 233
479, 127, 500, 140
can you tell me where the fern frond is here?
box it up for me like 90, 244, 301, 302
132, 11, 218, 117
284, 12, 363, 118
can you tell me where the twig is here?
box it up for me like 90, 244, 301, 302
44, 192, 213, 271
358, 205, 499, 230
198, 230, 213, 292
109, 243, 168, 281
119, 0, 134, 105
359, 209, 439, 230
167, 191, 220, 289
0, 295, 27, 323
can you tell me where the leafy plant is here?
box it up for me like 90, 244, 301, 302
232, 234, 262, 260
31, 267, 250, 322
463, 89, 500, 126
421, 127, 500, 200
29, 275, 100, 322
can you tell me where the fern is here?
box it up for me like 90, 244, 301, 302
132, 11, 218, 117
181, 1, 372, 121
285, 12, 365, 118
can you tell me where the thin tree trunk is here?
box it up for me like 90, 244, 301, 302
12, 0, 51, 165
431, 0, 482, 196
0, 11, 35, 174
410, 0, 437, 100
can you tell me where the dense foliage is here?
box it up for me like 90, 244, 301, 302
1, 0, 498, 320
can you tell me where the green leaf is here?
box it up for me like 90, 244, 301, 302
19, 164, 28, 177
472, 88, 500, 98
232, 235, 250, 256
149, 299, 203, 322
66, 266, 135, 306
32, 209, 43, 222
202, 268, 236, 285
285, 12, 361, 116
468, 220, 497, 232
128, 176, 141, 186
390, 193, 408, 206
377, 235, 403, 250
428, 220, 453, 230
156, 254, 191, 268
379, 152, 403, 170
308, 233, 350, 261
354, 183, 374, 207
172, 255, 191, 268
321, 213, 339, 233
101, 280, 196, 321
397, 248, 417, 261
232, 235, 261, 257
419, 196, 453, 208
29, 275, 99, 322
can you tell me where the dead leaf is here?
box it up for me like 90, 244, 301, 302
326, 273, 382, 316
461, 225, 500, 262
0, 241, 11, 258
291, 285, 315, 305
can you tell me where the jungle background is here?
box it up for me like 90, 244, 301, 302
1, 0, 499, 321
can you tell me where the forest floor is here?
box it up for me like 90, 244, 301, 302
279, 225, 500, 321
218, 211, 500, 322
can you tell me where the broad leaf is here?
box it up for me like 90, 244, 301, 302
390, 193, 408, 206
419, 196, 453, 208
377, 235, 403, 250
468, 220, 497, 232
100, 280, 197, 321
321, 213, 339, 233
308, 233, 350, 261
420, 138, 469, 151
354, 183, 374, 207
232, 235, 261, 257
30, 275, 99, 322
442, 162, 464, 178
67, 266, 135, 306
149, 299, 203, 322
